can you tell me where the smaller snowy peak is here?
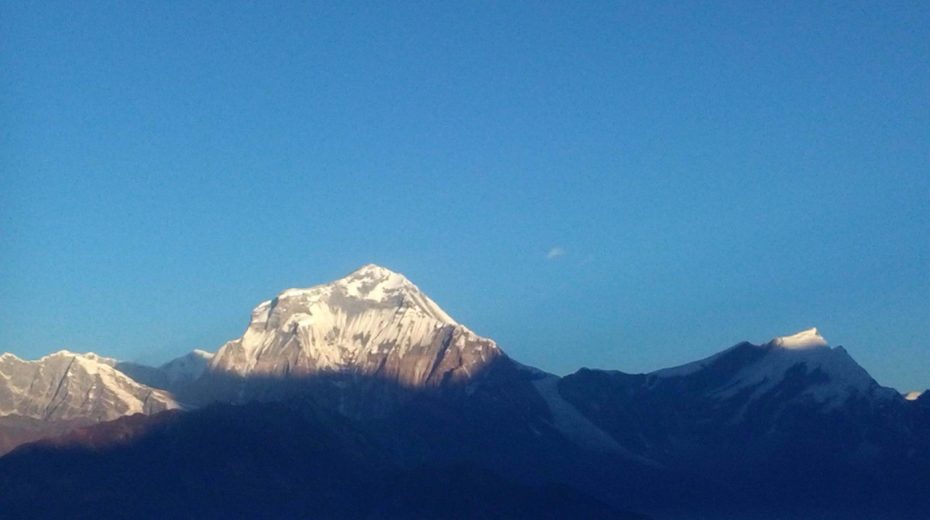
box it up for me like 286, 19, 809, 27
160, 349, 214, 386
647, 329, 894, 407
0, 348, 179, 422
769, 328, 828, 350
905, 391, 925, 401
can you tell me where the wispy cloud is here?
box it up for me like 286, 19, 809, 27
546, 247, 565, 260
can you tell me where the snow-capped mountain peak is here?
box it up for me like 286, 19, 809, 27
258, 264, 456, 328
769, 327, 828, 350
208, 264, 500, 386
0, 350, 179, 422
719, 342, 885, 404
651, 328, 897, 407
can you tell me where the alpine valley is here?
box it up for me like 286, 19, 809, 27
1, 265, 928, 519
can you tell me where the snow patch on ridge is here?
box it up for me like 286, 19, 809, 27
533, 376, 629, 454
770, 328, 828, 350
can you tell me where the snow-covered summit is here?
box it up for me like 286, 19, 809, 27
723, 341, 893, 405
263, 264, 456, 327
208, 264, 501, 387
652, 328, 897, 407
769, 327, 829, 350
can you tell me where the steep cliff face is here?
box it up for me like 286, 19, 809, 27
0, 350, 179, 454
208, 264, 504, 387
0, 351, 178, 422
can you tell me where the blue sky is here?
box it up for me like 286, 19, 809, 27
2, 2, 928, 391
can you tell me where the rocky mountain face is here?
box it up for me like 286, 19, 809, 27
208, 264, 502, 386
1, 265, 929, 518
179, 265, 511, 415
0, 351, 178, 422
0, 351, 179, 455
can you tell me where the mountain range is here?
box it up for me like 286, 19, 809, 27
1, 264, 928, 519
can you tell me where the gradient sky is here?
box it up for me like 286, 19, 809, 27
2, 2, 928, 391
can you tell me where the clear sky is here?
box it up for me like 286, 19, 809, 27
2, 2, 928, 391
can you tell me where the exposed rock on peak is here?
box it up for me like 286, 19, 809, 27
0, 350, 178, 423
207, 265, 502, 388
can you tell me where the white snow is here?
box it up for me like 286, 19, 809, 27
340, 264, 408, 300
905, 391, 924, 401
209, 264, 490, 381
653, 328, 827, 379
42, 349, 77, 359
770, 327, 828, 350
264, 265, 455, 326
533, 376, 627, 453
716, 342, 892, 407
532, 375, 659, 467
72, 355, 150, 414
0, 349, 179, 420
651, 328, 897, 408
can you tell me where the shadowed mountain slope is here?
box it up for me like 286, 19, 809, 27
0, 400, 646, 520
